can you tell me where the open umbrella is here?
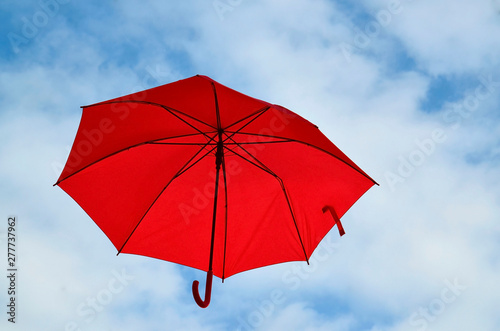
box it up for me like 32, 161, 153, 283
55, 75, 377, 308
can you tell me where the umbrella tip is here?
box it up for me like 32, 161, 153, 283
196, 74, 213, 82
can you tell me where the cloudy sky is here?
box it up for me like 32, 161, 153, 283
1, 0, 500, 330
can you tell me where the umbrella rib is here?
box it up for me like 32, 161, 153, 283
228, 132, 379, 186
223, 105, 270, 132
117, 138, 217, 255
160, 105, 215, 140
54, 132, 212, 186
275, 176, 310, 265
150, 142, 214, 146
222, 106, 270, 143
224, 145, 276, 175
175, 142, 218, 178
150, 132, 218, 182
224, 135, 280, 176
224, 144, 310, 264
84, 100, 217, 131
223, 136, 294, 145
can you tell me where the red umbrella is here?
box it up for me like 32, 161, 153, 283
55, 75, 377, 308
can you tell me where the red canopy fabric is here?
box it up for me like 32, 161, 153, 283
56, 75, 377, 281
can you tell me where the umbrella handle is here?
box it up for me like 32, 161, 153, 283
322, 206, 345, 236
192, 270, 213, 308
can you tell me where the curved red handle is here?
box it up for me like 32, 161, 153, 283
192, 270, 213, 308
323, 206, 345, 236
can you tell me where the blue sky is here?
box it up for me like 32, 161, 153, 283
1, 0, 500, 330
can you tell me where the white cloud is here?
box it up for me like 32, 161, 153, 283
367, 0, 500, 75
258, 302, 356, 331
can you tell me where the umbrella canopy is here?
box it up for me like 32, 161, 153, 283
55, 75, 377, 307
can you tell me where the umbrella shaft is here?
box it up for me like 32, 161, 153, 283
208, 140, 223, 271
